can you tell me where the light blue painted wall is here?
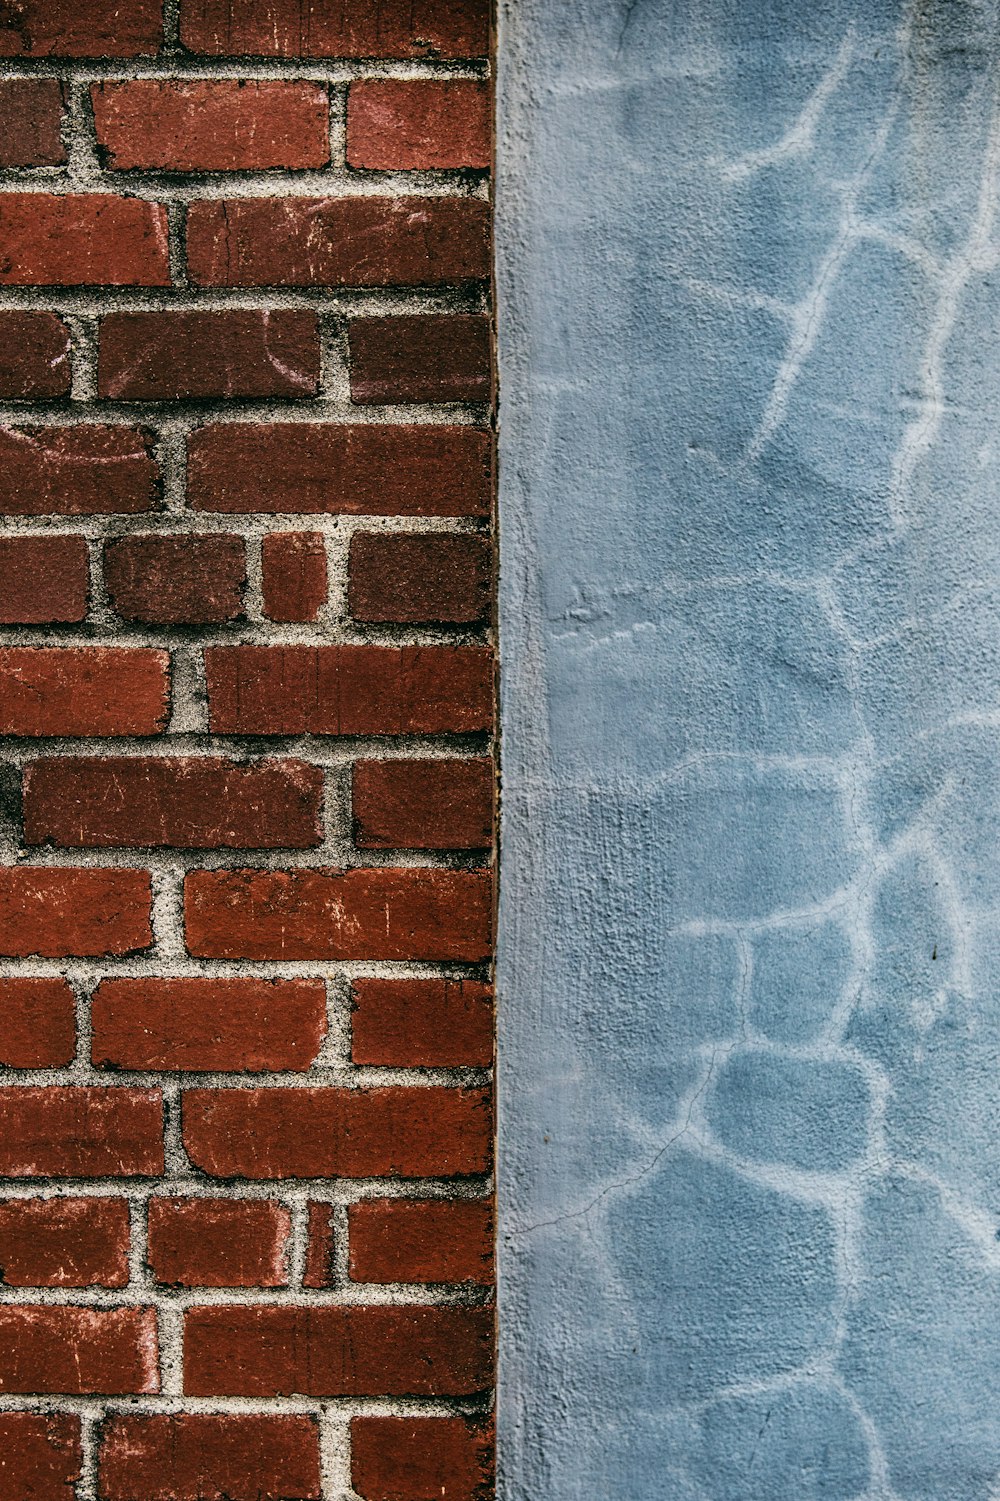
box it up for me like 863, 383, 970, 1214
496, 3, 1000, 1498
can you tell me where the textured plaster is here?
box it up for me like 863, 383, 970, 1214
496, 3, 1000, 1497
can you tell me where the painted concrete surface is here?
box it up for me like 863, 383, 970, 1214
496, 3, 1000, 1498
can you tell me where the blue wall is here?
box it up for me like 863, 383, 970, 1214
496, 3, 1000, 1497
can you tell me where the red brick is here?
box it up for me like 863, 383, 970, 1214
0, 0, 163, 56
0, 1197, 129, 1286
0, 648, 169, 735
180, 0, 489, 59
0, 1414, 81, 1501
349, 532, 491, 623
189, 423, 491, 516
0, 978, 76, 1067
0, 869, 152, 958
0, 194, 169, 286
0, 536, 87, 623
148, 1197, 291, 1287
182, 1085, 492, 1178
205, 645, 493, 736
351, 1417, 493, 1501
98, 1414, 322, 1501
0, 1087, 163, 1176
93, 81, 329, 171
187, 197, 488, 287
0, 424, 158, 516
185, 867, 493, 962
0, 80, 65, 166
350, 315, 490, 404
349, 1198, 493, 1285
184, 1304, 493, 1397
354, 758, 493, 849
303, 1203, 333, 1288
99, 311, 320, 401
0, 1306, 158, 1393
351, 978, 493, 1068
0, 312, 72, 399
23, 756, 324, 849
92, 977, 327, 1072
262, 532, 327, 622
348, 81, 489, 170
104, 534, 244, 624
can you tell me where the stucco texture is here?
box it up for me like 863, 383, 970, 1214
496, 3, 1000, 1498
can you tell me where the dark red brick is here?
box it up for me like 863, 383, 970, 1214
99, 312, 320, 400
180, 0, 489, 60
350, 315, 490, 404
98, 1414, 322, 1501
303, 1202, 333, 1288
261, 532, 328, 622
0, 1306, 159, 1393
0, 978, 76, 1067
348, 81, 489, 170
0, 194, 170, 286
0, 648, 169, 735
148, 1198, 291, 1287
349, 1198, 493, 1285
185, 867, 493, 962
0, 80, 65, 166
104, 534, 245, 624
351, 978, 493, 1068
0, 536, 87, 623
0, 1414, 81, 1500
187, 197, 488, 287
188, 423, 491, 516
0, 425, 158, 515
0, 1087, 163, 1176
204, 645, 493, 736
0, 0, 163, 56
184, 1305, 493, 1397
182, 1085, 492, 1178
351, 1417, 493, 1501
349, 532, 491, 622
92, 977, 327, 1072
354, 758, 493, 849
0, 313, 72, 399
93, 80, 329, 170
0, 869, 152, 958
23, 755, 324, 849
0, 1197, 129, 1286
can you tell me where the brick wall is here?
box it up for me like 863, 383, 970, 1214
0, 3, 494, 1497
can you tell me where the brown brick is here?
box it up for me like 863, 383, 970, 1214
0, 536, 87, 624
0, 80, 65, 166
0, 1306, 159, 1393
92, 977, 327, 1072
0, 1414, 81, 1501
351, 978, 493, 1068
0, 869, 153, 958
0, 1087, 163, 1176
0, 313, 72, 399
349, 1198, 493, 1285
185, 867, 493, 962
93, 80, 329, 171
349, 532, 491, 623
99, 311, 320, 400
0, 648, 169, 735
103, 534, 245, 624
262, 532, 327, 622
0, 1197, 129, 1286
182, 1085, 492, 1178
0, 194, 170, 286
184, 1305, 493, 1397
187, 197, 488, 287
350, 315, 490, 404
205, 645, 493, 736
188, 423, 491, 516
98, 1414, 322, 1501
348, 81, 489, 170
0, 977, 77, 1067
23, 756, 324, 849
0, 0, 163, 56
354, 758, 493, 849
180, 0, 489, 59
351, 1417, 493, 1501
303, 1203, 333, 1288
0, 425, 158, 515
148, 1198, 291, 1287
